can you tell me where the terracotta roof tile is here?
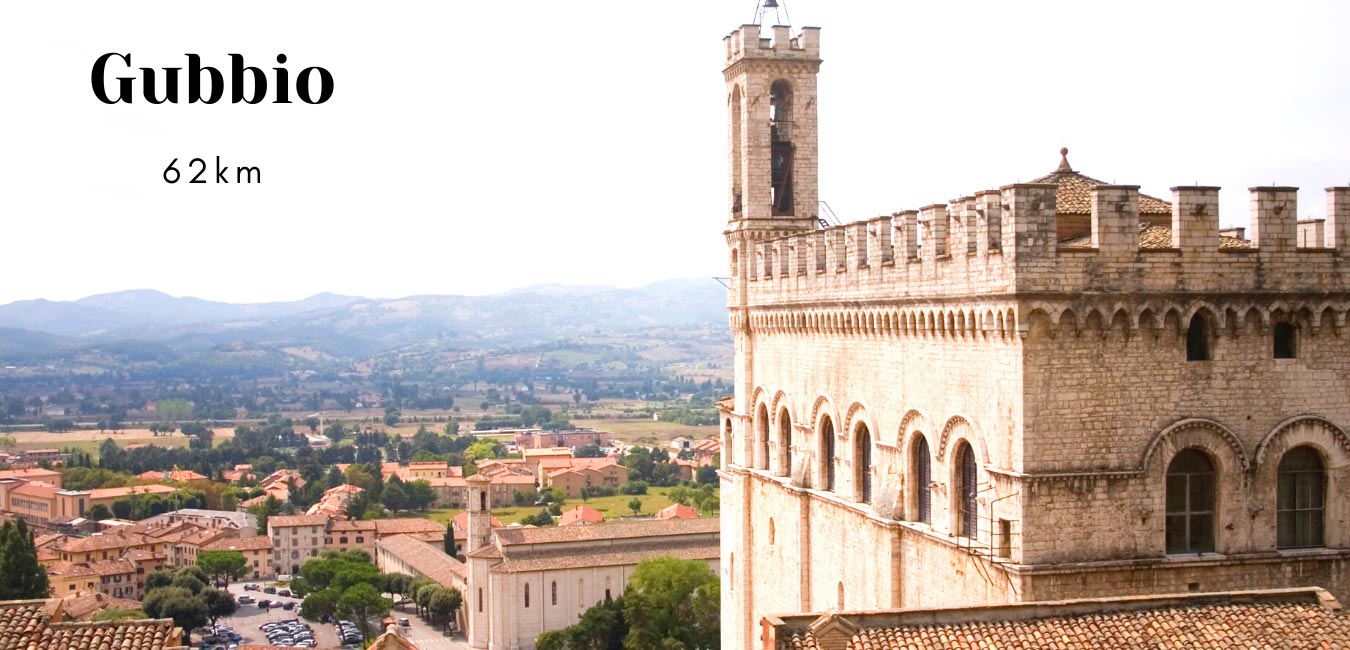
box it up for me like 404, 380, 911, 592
202, 536, 273, 552
492, 539, 719, 573
777, 589, 1350, 650
373, 519, 445, 536
1027, 167, 1172, 216
1059, 223, 1252, 250
491, 516, 718, 546
376, 534, 465, 586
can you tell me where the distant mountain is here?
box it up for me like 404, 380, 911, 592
0, 279, 728, 362
0, 327, 76, 357
76, 289, 360, 325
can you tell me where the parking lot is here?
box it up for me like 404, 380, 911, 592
210, 581, 344, 649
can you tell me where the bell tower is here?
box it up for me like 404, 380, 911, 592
723, 15, 821, 230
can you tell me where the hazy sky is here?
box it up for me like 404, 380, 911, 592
3, 1, 1348, 304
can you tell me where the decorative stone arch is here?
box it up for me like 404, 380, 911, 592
842, 400, 875, 444
936, 415, 986, 465
1135, 306, 1160, 332
1254, 415, 1350, 466
897, 408, 930, 447
771, 391, 796, 478
1183, 301, 1225, 333
769, 390, 792, 421
808, 394, 839, 437
1082, 307, 1106, 336
1139, 418, 1249, 475
1024, 308, 1055, 340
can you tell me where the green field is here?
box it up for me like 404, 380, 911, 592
572, 419, 717, 445
15, 437, 190, 461
417, 486, 681, 526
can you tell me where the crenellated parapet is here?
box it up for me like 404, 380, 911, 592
733, 185, 1350, 309
724, 24, 821, 67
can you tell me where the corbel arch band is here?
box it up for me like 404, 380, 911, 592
1139, 417, 1249, 474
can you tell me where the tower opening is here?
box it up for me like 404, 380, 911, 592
731, 85, 744, 215
770, 80, 794, 215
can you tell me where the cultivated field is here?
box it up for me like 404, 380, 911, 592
417, 487, 681, 526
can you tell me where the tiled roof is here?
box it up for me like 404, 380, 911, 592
376, 534, 465, 587
0, 599, 62, 641
0, 469, 62, 482
1027, 152, 1172, 216
42, 619, 184, 650
327, 520, 376, 533
87, 484, 177, 501
60, 591, 143, 621
12, 482, 59, 498
202, 536, 273, 552
57, 532, 150, 554
1059, 223, 1252, 250
373, 519, 445, 536
656, 503, 699, 520
491, 539, 719, 574
267, 514, 329, 529
773, 588, 1350, 650
492, 516, 719, 547
557, 506, 604, 526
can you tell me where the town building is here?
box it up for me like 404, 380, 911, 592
375, 533, 466, 592
140, 508, 258, 538
201, 535, 274, 581
136, 468, 209, 484
556, 505, 604, 527
463, 475, 719, 649
267, 514, 329, 576
715, 17, 1350, 650
540, 459, 628, 498
515, 428, 611, 450
656, 503, 699, 521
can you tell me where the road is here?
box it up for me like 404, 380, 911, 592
390, 600, 469, 650
216, 581, 344, 649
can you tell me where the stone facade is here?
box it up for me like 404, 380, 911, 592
717, 20, 1350, 650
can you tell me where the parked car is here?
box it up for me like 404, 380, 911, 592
398, 618, 410, 627
282, 601, 295, 611
257, 599, 271, 609
269, 601, 283, 608
278, 588, 291, 597
243, 584, 260, 591
237, 595, 253, 604
263, 586, 277, 594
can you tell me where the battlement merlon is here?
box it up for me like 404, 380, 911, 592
734, 186, 1350, 308
725, 24, 822, 66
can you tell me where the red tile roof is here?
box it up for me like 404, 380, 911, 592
656, 503, 699, 520
772, 588, 1350, 650
557, 506, 604, 526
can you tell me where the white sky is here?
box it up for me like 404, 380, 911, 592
2, 1, 1348, 304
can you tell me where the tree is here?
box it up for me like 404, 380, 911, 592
622, 558, 720, 650
443, 523, 457, 557
198, 550, 249, 587
628, 497, 643, 516
171, 572, 206, 595
536, 597, 627, 650
337, 582, 392, 641
0, 519, 48, 599
111, 499, 132, 519
428, 587, 461, 631
696, 465, 718, 485
249, 495, 283, 531
143, 586, 208, 643
201, 587, 238, 627
381, 481, 409, 512
301, 587, 339, 621
144, 568, 174, 591
87, 503, 112, 521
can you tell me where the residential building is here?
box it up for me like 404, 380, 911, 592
140, 508, 258, 538
201, 535, 274, 581
375, 534, 466, 592
267, 514, 329, 576
541, 459, 628, 499
557, 506, 603, 527
515, 429, 611, 450
656, 503, 699, 521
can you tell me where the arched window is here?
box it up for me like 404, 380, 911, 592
551, 580, 558, 606
1186, 314, 1210, 361
524, 582, 530, 608
756, 403, 770, 470
913, 435, 932, 523
477, 587, 483, 612
723, 418, 734, 467
1274, 322, 1297, 359
820, 416, 836, 491
1277, 446, 1324, 549
855, 424, 873, 503
777, 408, 793, 477
768, 518, 775, 545
479, 490, 487, 512
1166, 449, 1215, 554
956, 443, 978, 538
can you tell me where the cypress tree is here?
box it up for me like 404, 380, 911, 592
0, 519, 48, 599
443, 523, 457, 557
